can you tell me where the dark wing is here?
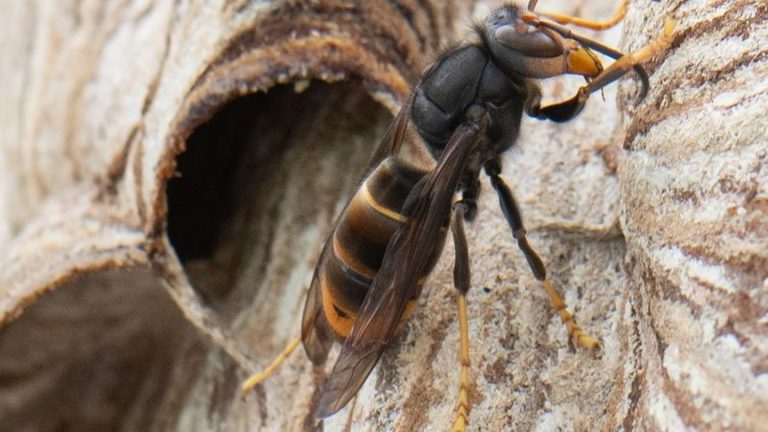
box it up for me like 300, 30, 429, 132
301, 242, 335, 364
300, 105, 411, 364
362, 102, 411, 174
313, 120, 487, 418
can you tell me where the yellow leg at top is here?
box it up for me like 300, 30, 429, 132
241, 335, 301, 394
536, 0, 627, 31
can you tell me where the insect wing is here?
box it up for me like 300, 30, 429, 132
313, 120, 486, 418
301, 243, 335, 365
301, 107, 411, 364
362, 103, 410, 174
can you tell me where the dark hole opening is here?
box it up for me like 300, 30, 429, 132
166, 81, 391, 309
167, 96, 254, 262
0, 269, 199, 432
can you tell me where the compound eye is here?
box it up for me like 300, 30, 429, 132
495, 21, 562, 57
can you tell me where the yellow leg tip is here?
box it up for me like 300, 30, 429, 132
569, 325, 602, 351
241, 373, 267, 395
240, 335, 301, 395
452, 412, 468, 432
578, 335, 602, 351
664, 19, 677, 37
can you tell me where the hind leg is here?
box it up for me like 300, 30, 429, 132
241, 336, 301, 394
485, 159, 601, 351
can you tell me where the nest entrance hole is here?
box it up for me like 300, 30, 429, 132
166, 81, 392, 313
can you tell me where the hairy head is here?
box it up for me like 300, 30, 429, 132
477, 5, 602, 79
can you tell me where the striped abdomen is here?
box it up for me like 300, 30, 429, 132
319, 156, 435, 339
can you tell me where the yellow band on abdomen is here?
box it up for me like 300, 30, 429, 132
361, 180, 408, 223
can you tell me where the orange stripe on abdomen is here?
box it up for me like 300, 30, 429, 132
331, 157, 424, 280
321, 156, 430, 339
333, 194, 402, 281
321, 272, 357, 340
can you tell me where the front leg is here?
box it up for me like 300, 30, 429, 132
526, 19, 676, 123
525, 83, 589, 124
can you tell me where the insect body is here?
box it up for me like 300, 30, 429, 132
242, 1, 674, 429
303, 155, 435, 354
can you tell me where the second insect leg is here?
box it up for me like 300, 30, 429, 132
485, 160, 601, 351
451, 200, 472, 432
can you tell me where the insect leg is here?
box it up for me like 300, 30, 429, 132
528, 0, 627, 31
450, 201, 471, 432
485, 160, 601, 351
458, 176, 481, 222
241, 335, 301, 394
581, 19, 675, 96
526, 20, 675, 123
